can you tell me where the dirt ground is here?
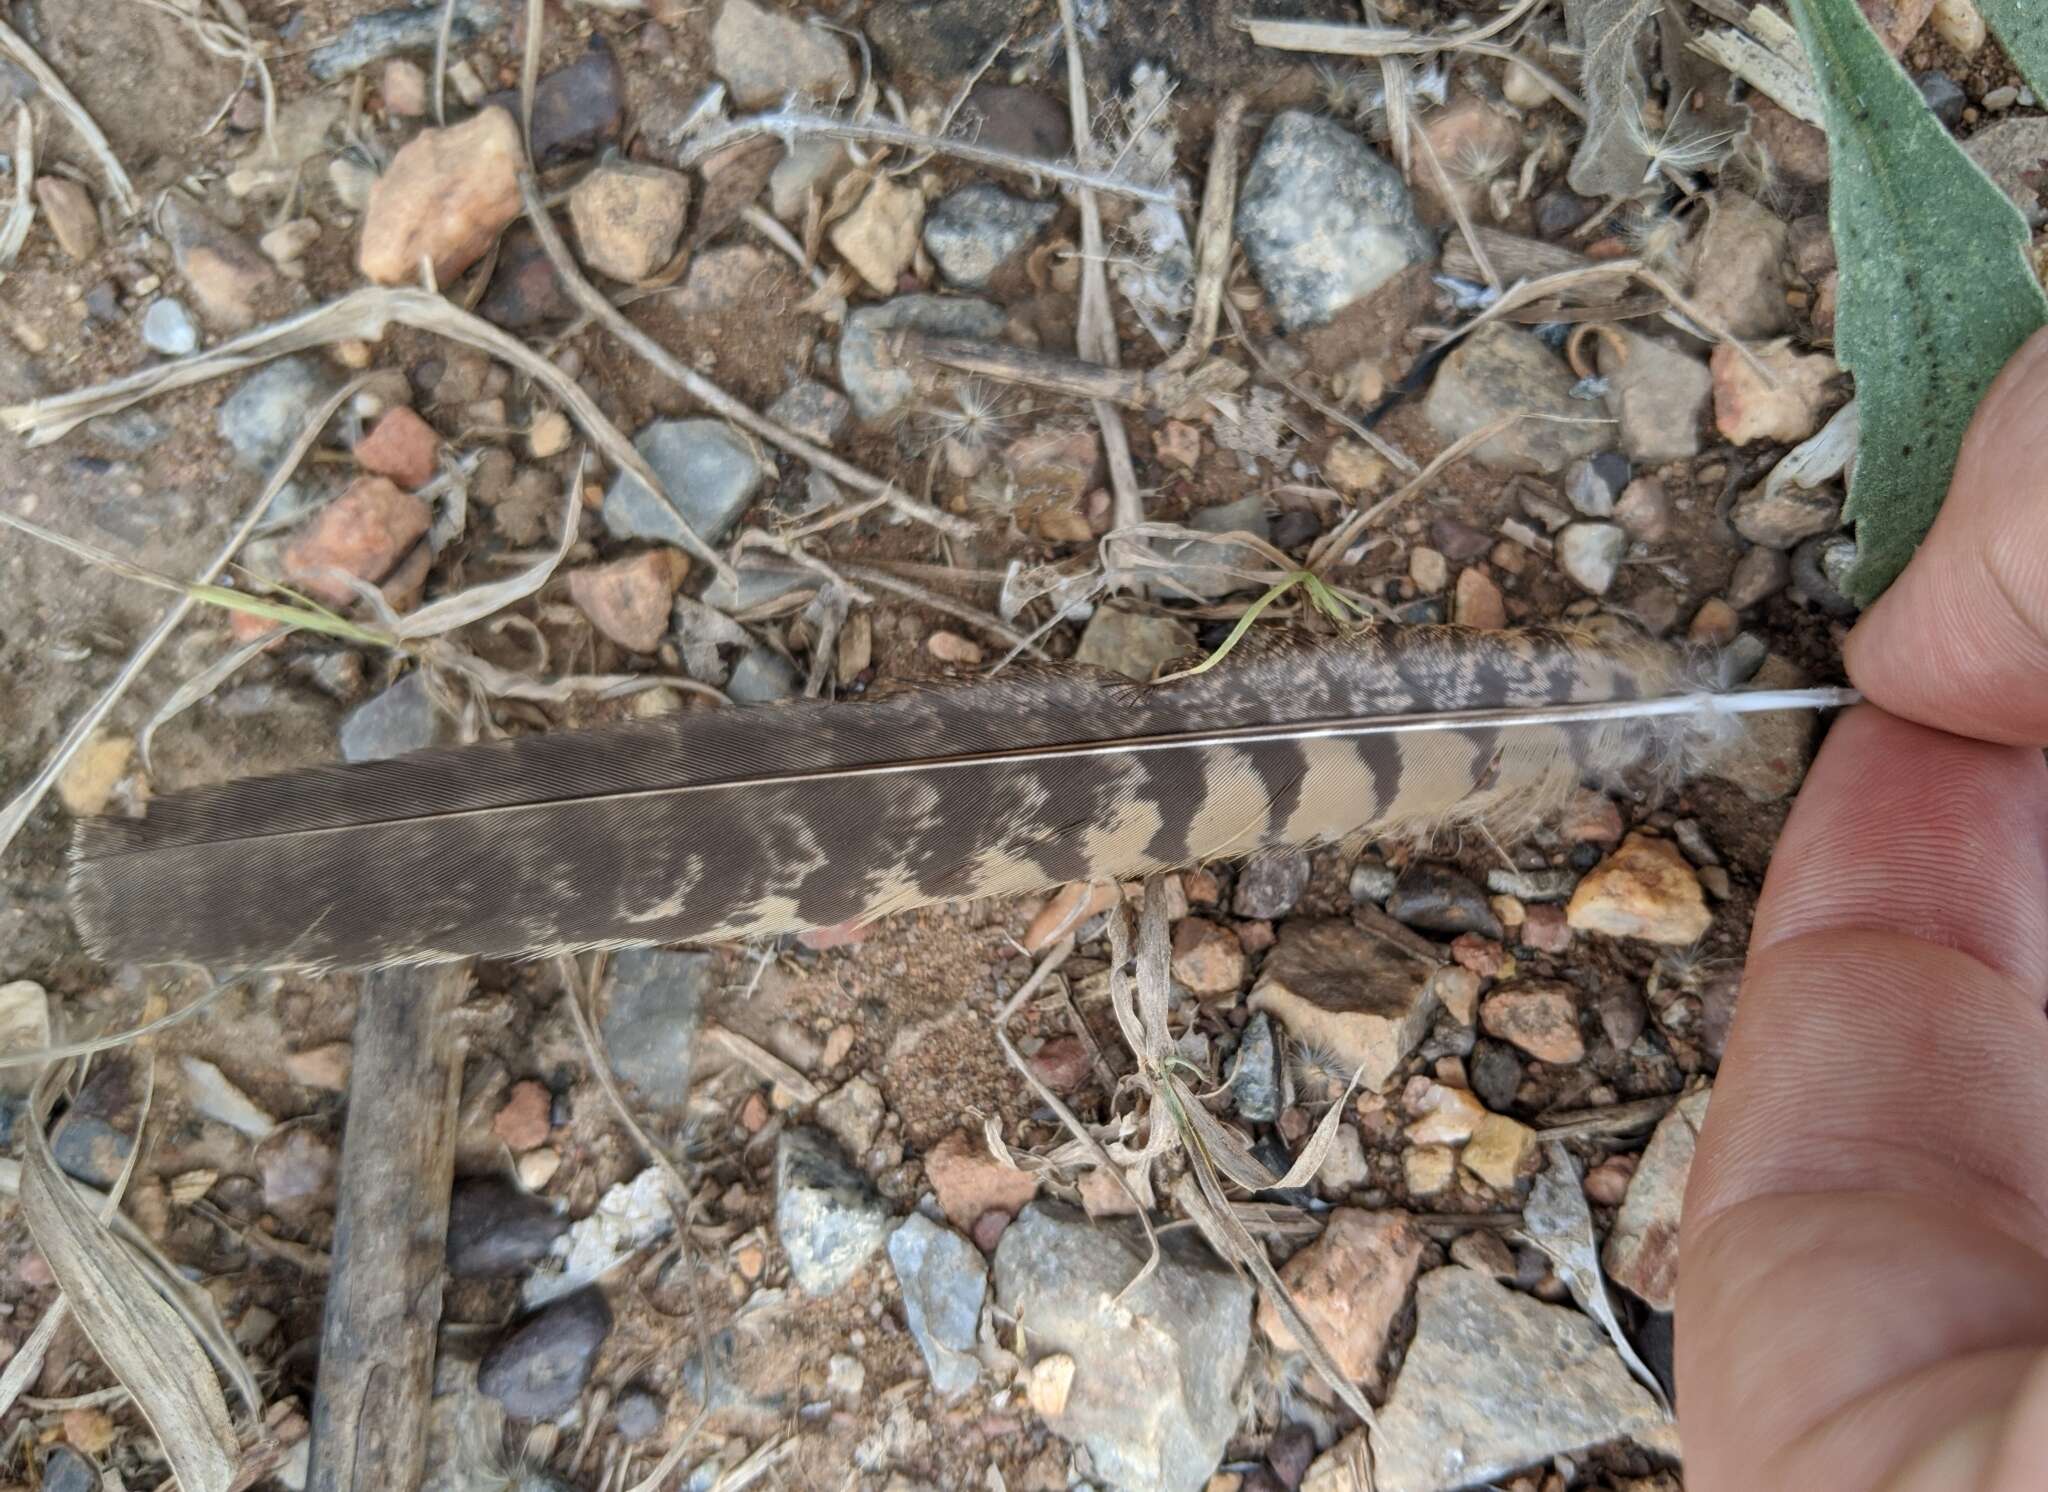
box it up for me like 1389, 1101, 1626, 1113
0, 0, 1997, 1485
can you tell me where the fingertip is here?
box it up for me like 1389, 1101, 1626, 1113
1846, 328, 2048, 745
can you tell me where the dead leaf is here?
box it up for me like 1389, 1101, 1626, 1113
1566, 0, 1657, 196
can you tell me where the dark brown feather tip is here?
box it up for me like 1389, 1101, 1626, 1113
70, 625, 1684, 970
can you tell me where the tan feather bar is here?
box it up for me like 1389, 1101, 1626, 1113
69, 626, 1852, 971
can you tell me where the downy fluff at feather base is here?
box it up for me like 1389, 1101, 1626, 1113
68, 624, 1830, 970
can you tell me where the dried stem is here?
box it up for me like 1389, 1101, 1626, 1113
559, 955, 692, 1201
675, 109, 1185, 207
0, 18, 139, 215
1156, 92, 1248, 379
517, 173, 980, 545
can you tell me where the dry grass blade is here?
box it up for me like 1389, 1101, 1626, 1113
1410, 118, 1499, 288
558, 954, 690, 1201
19, 1064, 239, 1490
515, 176, 977, 546
703, 1025, 822, 1105
1242, 0, 1546, 57
0, 284, 741, 584
519, 0, 542, 161
0, 1301, 69, 1419
675, 109, 1184, 206
0, 103, 33, 269
1522, 1142, 1672, 1412
1156, 92, 1247, 379
0, 19, 139, 215
0, 372, 372, 857
1057, 0, 1146, 536
131, 0, 277, 161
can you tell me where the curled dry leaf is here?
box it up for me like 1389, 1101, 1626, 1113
1564, 0, 1657, 197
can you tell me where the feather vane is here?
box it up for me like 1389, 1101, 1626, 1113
69, 626, 1849, 970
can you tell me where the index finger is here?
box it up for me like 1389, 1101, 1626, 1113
1843, 325, 2048, 745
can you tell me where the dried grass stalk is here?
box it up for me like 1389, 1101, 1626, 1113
0, 285, 742, 585
0, 19, 139, 214
0, 103, 34, 269
19, 1065, 239, 1490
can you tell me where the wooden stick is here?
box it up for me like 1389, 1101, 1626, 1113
308, 962, 470, 1492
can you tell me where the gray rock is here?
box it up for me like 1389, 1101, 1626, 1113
1604, 1088, 1709, 1309
1556, 521, 1627, 595
1964, 117, 2048, 224
839, 294, 1006, 423
1485, 866, 1577, 903
1234, 852, 1310, 920
478, 1288, 611, 1419
1732, 481, 1841, 548
1237, 111, 1433, 332
766, 379, 850, 446
605, 418, 767, 549
40, 1448, 95, 1492
1564, 452, 1629, 517
1600, 330, 1711, 465
447, 1177, 569, 1278
1349, 860, 1397, 904
614, 1389, 664, 1441
85, 411, 168, 453
887, 1213, 987, 1396
1072, 605, 1196, 681
601, 948, 712, 1109
340, 672, 457, 763
1917, 70, 1968, 129
1726, 545, 1791, 608
1792, 533, 1859, 617
141, 298, 198, 356
307, 0, 496, 79
220, 355, 340, 471
1372, 1267, 1673, 1491
816, 1075, 886, 1156
1230, 1011, 1281, 1123
725, 645, 801, 703
768, 138, 849, 222
1387, 863, 1501, 939
776, 1127, 893, 1295
993, 1202, 1253, 1492
51, 1112, 131, 1188
1422, 324, 1609, 475
710, 0, 852, 109
922, 184, 1058, 289
1469, 1037, 1523, 1113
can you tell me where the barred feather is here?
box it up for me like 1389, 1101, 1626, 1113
71, 625, 1786, 971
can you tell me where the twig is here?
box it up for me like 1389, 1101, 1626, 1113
0, 104, 34, 269
0, 285, 743, 586
675, 109, 1185, 207
516, 174, 979, 545
519, 0, 542, 161
559, 956, 692, 1201
433, 0, 459, 125
1410, 117, 1500, 289
738, 204, 830, 291
1535, 1093, 1676, 1138
834, 560, 1043, 655
1222, 296, 1419, 475
702, 1025, 822, 1106
1056, 0, 1145, 537
902, 333, 1149, 405
1307, 414, 1529, 573
0, 18, 139, 215
1240, 0, 1548, 58
1156, 93, 1248, 378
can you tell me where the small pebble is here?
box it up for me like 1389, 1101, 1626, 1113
493, 1080, 553, 1151
926, 631, 984, 666
141, 298, 198, 355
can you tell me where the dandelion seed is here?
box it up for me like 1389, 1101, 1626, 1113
1626, 102, 1737, 183
1450, 134, 1514, 184
910, 379, 1022, 459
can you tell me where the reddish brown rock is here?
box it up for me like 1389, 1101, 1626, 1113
924, 1129, 1036, 1230
1026, 1035, 1091, 1094
283, 476, 431, 607
1023, 882, 1119, 952
1173, 917, 1249, 999
1257, 1209, 1426, 1388
353, 405, 441, 489
358, 107, 523, 286
567, 549, 691, 653
35, 177, 99, 260
1519, 903, 1571, 953
1453, 566, 1506, 629
1712, 340, 1838, 446
1480, 981, 1585, 1065
493, 1079, 552, 1151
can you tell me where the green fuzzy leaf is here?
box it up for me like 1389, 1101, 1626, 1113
1975, 0, 2048, 98
1789, 0, 2048, 602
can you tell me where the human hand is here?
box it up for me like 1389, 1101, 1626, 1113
1677, 329, 2048, 1491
